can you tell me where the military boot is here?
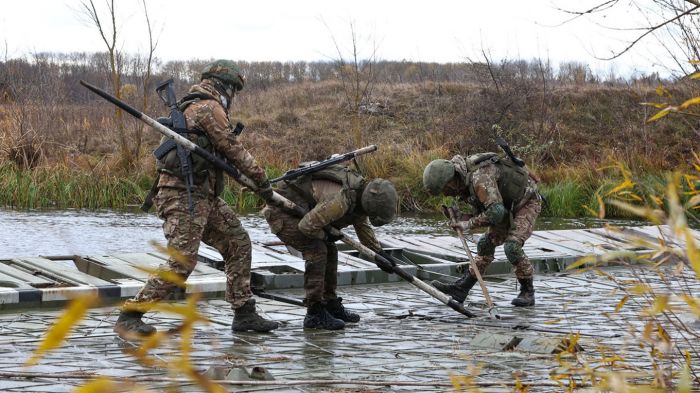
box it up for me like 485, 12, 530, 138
511, 278, 535, 307
325, 297, 360, 323
232, 299, 280, 332
303, 302, 345, 330
114, 311, 156, 338
431, 272, 479, 303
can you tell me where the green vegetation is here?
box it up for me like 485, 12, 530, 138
4, 156, 695, 221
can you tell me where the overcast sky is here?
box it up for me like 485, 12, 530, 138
0, 0, 680, 77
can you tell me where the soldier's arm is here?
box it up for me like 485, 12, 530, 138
353, 217, 382, 252
466, 165, 507, 228
195, 102, 267, 187
298, 192, 351, 240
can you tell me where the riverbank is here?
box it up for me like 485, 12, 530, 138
1, 158, 696, 220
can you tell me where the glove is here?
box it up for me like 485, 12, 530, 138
451, 219, 474, 232
375, 251, 395, 274
324, 231, 344, 243
257, 181, 274, 202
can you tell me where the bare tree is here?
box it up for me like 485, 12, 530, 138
134, 0, 160, 158
78, 0, 129, 162
557, 0, 700, 74
324, 20, 380, 146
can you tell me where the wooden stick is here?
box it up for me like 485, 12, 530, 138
442, 205, 494, 309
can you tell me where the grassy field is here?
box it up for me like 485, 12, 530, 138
1, 80, 698, 217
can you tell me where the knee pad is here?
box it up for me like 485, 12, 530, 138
503, 240, 525, 265
477, 235, 496, 256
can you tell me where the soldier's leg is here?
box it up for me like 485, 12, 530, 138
433, 227, 506, 302
471, 228, 507, 276
323, 243, 360, 323
323, 242, 338, 301
204, 198, 277, 332
505, 198, 542, 307
116, 188, 210, 337
262, 207, 344, 330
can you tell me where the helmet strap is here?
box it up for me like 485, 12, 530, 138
210, 78, 234, 110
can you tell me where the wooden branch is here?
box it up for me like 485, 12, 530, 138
599, 4, 700, 60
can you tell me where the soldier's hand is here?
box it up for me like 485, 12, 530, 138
375, 251, 395, 274
451, 219, 473, 233
324, 231, 344, 243
257, 181, 274, 202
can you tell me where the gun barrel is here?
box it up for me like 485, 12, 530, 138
270, 144, 377, 183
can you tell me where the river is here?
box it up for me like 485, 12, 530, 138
0, 209, 651, 258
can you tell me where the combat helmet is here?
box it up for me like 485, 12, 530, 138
361, 179, 398, 226
423, 159, 456, 195
201, 60, 245, 92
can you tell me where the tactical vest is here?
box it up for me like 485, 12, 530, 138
281, 164, 366, 213
156, 93, 223, 190
454, 153, 529, 211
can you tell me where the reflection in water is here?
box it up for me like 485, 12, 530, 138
0, 208, 648, 257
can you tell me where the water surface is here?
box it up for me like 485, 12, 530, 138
0, 209, 648, 257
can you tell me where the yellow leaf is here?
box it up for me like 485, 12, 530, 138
72, 377, 116, 393
128, 331, 169, 367
679, 364, 692, 393
689, 59, 700, 64
605, 179, 635, 196
643, 295, 670, 316
607, 200, 665, 223
543, 317, 563, 325
566, 251, 638, 270
629, 284, 653, 294
679, 96, 700, 109
680, 295, 700, 317
646, 107, 672, 123
149, 240, 195, 268
614, 295, 628, 312
597, 194, 606, 219
640, 102, 669, 109
684, 228, 700, 280
582, 204, 599, 217
655, 84, 672, 98
690, 72, 700, 80
26, 294, 100, 366
686, 195, 700, 209
133, 265, 187, 288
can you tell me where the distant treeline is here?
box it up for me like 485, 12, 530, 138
0, 51, 663, 105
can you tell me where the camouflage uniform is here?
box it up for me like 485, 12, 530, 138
262, 177, 382, 305
125, 79, 268, 310
452, 156, 541, 280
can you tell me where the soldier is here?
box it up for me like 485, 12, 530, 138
423, 153, 542, 307
262, 163, 397, 330
114, 60, 279, 337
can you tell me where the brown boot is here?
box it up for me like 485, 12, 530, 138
511, 278, 535, 307
114, 311, 156, 338
431, 272, 479, 303
232, 299, 279, 332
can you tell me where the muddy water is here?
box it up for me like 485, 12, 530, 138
0, 209, 646, 257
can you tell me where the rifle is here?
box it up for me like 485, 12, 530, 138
153, 79, 195, 214
494, 136, 525, 168
270, 145, 377, 183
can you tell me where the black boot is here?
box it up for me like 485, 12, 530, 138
114, 311, 156, 338
325, 297, 360, 323
511, 278, 535, 307
431, 272, 479, 303
232, 299, 279, 332
303, 302, 345, 330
